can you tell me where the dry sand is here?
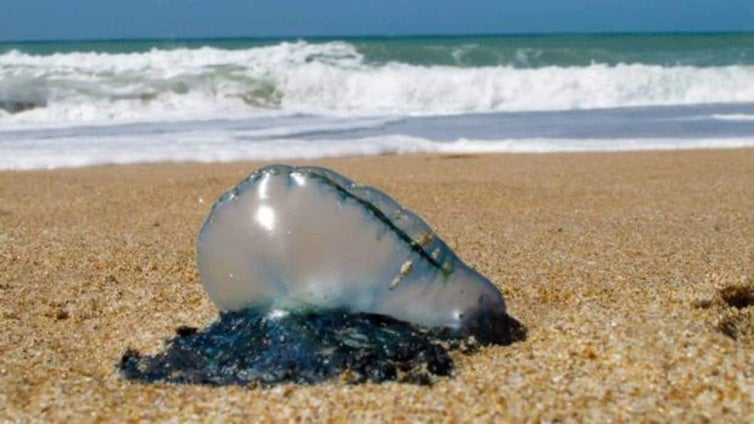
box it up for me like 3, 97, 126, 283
1, 149, 753, 421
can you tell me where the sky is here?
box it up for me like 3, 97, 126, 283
1, 0, 753, 41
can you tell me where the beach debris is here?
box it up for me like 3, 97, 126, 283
120, 165, 524, 386
694, 273, 754, 342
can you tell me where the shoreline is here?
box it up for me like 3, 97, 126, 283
1, 149, 753, 420
5, 142, 754, 173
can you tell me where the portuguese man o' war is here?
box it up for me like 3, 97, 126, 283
199, 165, 518, 341
120, 165, 525, 386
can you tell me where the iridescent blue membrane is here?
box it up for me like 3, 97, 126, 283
120, 309, 462, 385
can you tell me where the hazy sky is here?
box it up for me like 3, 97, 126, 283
1, 0, 752, 41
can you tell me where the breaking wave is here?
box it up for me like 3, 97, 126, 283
2, 41, 754, 125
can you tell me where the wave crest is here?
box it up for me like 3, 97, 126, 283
2, 41, 754, 124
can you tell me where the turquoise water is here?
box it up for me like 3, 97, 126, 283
2, 32, 754, 67
2, 32, 754, 169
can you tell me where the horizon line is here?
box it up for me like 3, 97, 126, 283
2, 29, 753, 44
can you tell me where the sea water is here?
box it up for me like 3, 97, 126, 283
1, 33, 754, 169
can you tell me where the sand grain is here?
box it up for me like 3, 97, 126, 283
1, 150, 753, 421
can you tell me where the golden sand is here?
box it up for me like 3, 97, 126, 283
1, 150, 753, 421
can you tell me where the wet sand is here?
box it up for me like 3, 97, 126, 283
1, 149, 753, 421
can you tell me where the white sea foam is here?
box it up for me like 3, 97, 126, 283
3, 42, 754, 126
2, 130, 753, 170
3, 41, 753, 170
712, 114, 754, 121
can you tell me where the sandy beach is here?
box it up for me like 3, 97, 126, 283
1, 149, 753, 421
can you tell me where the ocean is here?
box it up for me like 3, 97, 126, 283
1, 33, 754, 170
